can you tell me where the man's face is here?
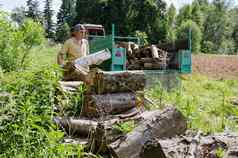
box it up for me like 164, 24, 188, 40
75, 30, 87, 39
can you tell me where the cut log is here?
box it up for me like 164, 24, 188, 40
109, 106, 187, 158
82, 92, 144, 117
53, 117, 97, 136
159, 133, 238, 158
59, 81, 84, 92
139, 138, 166, 158
224, 146, 238, 158
53, 109, 142, 137
150, 45, 159, 58
88, 70, 145, 94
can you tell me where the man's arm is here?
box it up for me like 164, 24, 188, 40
57, 41, 69, 65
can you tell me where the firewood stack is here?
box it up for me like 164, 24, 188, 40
117, 42, 169, 70
81, 70, 146, 118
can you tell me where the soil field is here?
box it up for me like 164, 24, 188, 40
192, 54, 238, 79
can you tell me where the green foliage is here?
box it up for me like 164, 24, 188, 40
135, 31, 148, 45
20, 19, 45, 46
55, 22, 71, 42
74, 0, 167, 43
0, 66, 86, 157
202, 0, 234, 54
215, 147, 225, 158
191, 1, 204, 29
0, 15, 45, 72
26, 0, 43, 23
11, 7, 26, 25
44, 0, 54, 39
57, 0, 76, 26
55, 0, 75, 42
57, 87, 85, 117
176, 5, 192, 27
166, 4, 177, 42
177, 20, 202, 53
147, 75, 238, 133
113, 121, 136, 134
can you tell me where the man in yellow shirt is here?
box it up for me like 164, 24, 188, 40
57, 24, 90, 81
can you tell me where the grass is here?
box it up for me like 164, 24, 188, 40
27, 43, 60, 69
147, 74, 238, 133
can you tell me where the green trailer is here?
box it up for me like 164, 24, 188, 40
88, 24, 192, 74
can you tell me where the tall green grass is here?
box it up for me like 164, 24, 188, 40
0, 45, 91, 157
147, 74, 238, 133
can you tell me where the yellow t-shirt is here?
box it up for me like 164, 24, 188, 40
59, 38, 89, 62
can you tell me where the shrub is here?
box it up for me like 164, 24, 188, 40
0, 12, 45, 72
0, 66, 85, 157
177, 20, 202, 53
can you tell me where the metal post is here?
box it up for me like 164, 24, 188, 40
189, 28, 192, 53
112, 24, 115, 47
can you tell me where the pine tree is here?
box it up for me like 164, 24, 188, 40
11, 7, 26, 25
44, 0, 54, 38
26, 0, 42, 22
55, 0, 75, 42
166, 4, 176, 42
55, 23, 71, 42
57, 0, 75, 27
191, 1, 204, 29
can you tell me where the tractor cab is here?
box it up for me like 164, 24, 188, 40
83, 24, 105, 40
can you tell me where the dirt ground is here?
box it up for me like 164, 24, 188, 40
192, 54, 238, 80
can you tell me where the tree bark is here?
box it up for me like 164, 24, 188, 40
82, 92, 144, 117
53, 117, 97, 136
88, 70, 145, 94
109, 106, 187, 158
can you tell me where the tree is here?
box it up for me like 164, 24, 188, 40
202, 0, 234, 53
26, 0, 42, 22
176, 5, 192, 27
11, 7, 26, 25
57, 0, 76, 27
166, 4, 176, 42
231, 8, 238, 52
191, 1, 203, 29
131, 0, 167, 43
177, 20, 202, 53
55, 22, 70, 42
44, 0, 54, 38
56, 0, 75, 42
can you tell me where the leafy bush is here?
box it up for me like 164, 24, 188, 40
0, 12, 45, 72
0, 66, 85, 157
134, 31, 148, 45
177, 20, 202, 53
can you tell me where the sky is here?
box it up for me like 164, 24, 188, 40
0, 0, 237, 17
0, 0, 194, 13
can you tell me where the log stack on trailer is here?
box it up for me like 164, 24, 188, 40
116, 42, 169, 70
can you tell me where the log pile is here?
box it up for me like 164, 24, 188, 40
87, 70, 145, 94
117, 39, 190, 71
116, 42, 169, 70
109, 106, 187, 158
54, 106, 188, 157
81, 70, 146, 118
126, 45, 168, 70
